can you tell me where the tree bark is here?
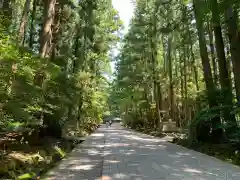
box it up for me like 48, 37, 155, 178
193, 0, 223, 143
225, 6, 240, 105
51, 3, 64, 60
167, 34, 174, 122
19, 0, 31, 45
29, 0, 37, 49
207, 21, 218, 85
39, 0, 56, 58
150, 5, 163, 129
179, 53, 184, 126
210, 0, 237, 134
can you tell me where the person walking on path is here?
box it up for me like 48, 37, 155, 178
108, 119, 112, 127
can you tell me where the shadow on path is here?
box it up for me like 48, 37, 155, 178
44, 124, 240, 180
44, 129, 106, 180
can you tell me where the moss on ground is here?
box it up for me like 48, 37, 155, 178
0, 123, 99, 179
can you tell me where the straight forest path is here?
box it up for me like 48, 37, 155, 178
44, 123, 240, 180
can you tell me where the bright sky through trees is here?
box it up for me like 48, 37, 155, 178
112, 0, 134, 32
110, 0, 134, 73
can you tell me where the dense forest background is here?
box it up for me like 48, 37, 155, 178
1, 0, 240, 178
110, 0, 240, 145
0, 0, 122, 178
0, 0, 122, 136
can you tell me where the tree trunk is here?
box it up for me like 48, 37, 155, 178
179, 53, 184, 127
156, 83, 163, 127
51, 3, 63, 60
188, 26, 199, 92
210, 0, 237, 135
226, 44, 233, 91
19, 0, 31, 45
183, 45, 188, 125
150, 6, 162, 129
38, 0, 57, 138
167, 34, 174, 122
193, 0, 223, 143
207, 21, 218, 85
29, 0, 37, 49
162, 35, 167, 72
225, 6, 240, 105
39, 0, 56, 58
174, 50, 180, 127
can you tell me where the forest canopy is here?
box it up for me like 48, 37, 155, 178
1, 0, 240, 178
109, 0, 240, 144
0, 0, 122, 137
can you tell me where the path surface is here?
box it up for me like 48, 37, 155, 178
44, 124, 240, 180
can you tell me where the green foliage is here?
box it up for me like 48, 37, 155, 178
0, 0, 122, 132
0, 0, 122, 178
0, 31, 79, 129
17, 172, 36, 180
109, 0, 240, 148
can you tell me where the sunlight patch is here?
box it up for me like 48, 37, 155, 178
92, 133, 104, 137
183, 168, 202, 173
176, 152, 191, 156
87, 149, 101, 155
104, 143, 130, 147
70, 164, 94, 170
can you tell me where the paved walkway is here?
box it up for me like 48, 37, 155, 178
44, 124, 240, 180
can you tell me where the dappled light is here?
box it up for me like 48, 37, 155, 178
109, 0, 240, 174
92, 133, 105, 137
183, 168, 202, 174
123, 134, 163, 143
105, 160, 121, 164
43, 124, 240, 179
0, 0, 122, 178
69, 164, 94, 170
44, 128, 105, 179
1, 0, 240, 178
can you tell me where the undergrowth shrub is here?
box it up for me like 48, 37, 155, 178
0, 32, 81, 137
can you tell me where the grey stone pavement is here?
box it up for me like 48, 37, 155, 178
44, 123, 240, 180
